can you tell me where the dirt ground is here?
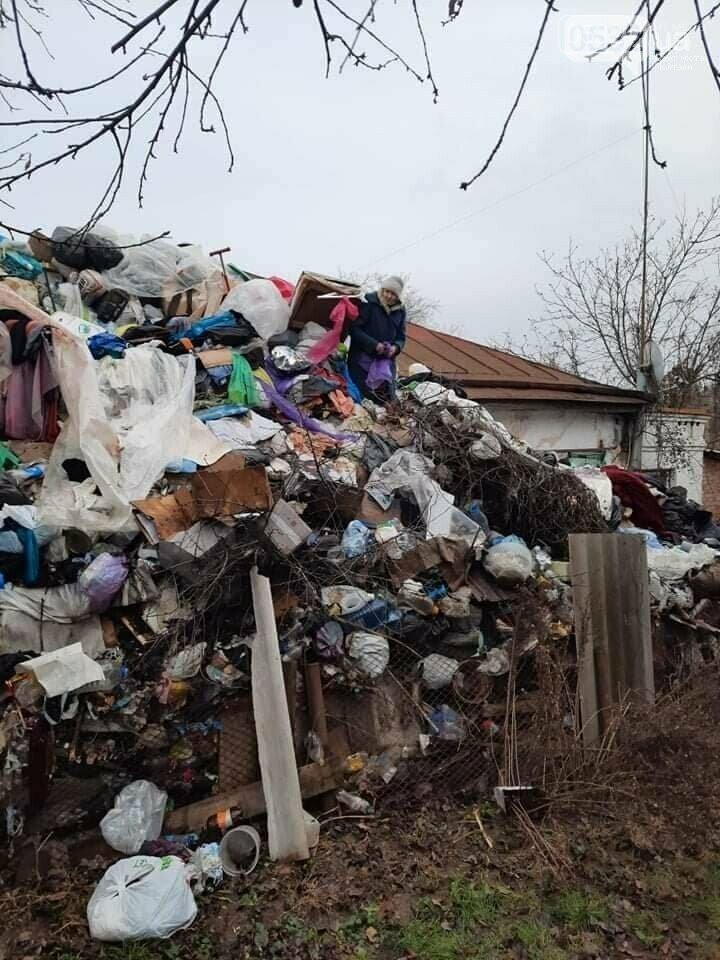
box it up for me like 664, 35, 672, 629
3, 672, 720, 960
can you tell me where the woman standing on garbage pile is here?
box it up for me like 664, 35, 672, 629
347, 276, 407, 401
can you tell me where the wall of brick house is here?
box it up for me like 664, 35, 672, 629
703, 456, 720, 517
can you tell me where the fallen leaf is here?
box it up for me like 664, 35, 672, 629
365, 926, 378, 944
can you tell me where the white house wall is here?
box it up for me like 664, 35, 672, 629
484, 403, 629, 460
641, 414, 708, 501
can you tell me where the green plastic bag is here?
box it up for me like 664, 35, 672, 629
228, 352, 260, 407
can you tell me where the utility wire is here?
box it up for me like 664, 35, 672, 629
361, 128, 641, 270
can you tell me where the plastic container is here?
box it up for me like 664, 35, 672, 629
219, 825, 261, 877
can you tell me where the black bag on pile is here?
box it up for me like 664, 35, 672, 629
51, 226, 123, 272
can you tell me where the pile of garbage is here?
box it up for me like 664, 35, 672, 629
0, 225, 719, 939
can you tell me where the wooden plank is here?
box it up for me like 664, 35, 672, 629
570, 533, 654, 746
251, 567, 309, 861
164, 756, 346, 833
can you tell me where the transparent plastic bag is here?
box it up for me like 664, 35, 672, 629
100, 780, 167, 855
484, 537, 533, 585
102, 240, 221, 299
342, 520, 372, 558
221, 279, 289, 341
37, 336, 208, 531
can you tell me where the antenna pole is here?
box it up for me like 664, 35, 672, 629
638, 5, 651, 388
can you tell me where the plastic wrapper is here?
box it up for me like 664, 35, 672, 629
483, 537, 533, 585
87, 855, 196, 941
79, 553, 129, 612
100, 780, 168, 855
221, 279, 289, 341
37, 335, 223, 531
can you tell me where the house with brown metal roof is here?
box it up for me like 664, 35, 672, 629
400, 324, 708, 500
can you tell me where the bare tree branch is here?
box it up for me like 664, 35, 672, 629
460, 0, 556, 190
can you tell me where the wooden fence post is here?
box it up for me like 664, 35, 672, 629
569, 533, 654, 746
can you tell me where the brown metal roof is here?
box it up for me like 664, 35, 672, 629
401, 323, 647, 406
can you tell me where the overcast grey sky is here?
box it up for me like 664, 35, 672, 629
5, 1, 720, 343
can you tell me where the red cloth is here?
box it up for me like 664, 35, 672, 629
602, 465, 666, 536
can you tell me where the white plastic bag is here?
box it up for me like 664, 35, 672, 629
646, 543, 718, 581
573, 466, 613, 521
421, 654, 459, 690
221, 279, 289, 340
100, 780, 167, 854
484, 537, 533, 585
346, 631, 390, 679
87, 855, 197, 941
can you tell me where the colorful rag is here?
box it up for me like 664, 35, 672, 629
228, 352, 260, 407
329, 389, 355, 418
260, 379, 357, 441
307, 297, 359, 364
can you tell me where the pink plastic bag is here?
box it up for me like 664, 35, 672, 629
307, 298, 359, 364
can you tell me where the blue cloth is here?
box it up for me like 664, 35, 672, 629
335, 361, 363, 403
169, 311, 236, 344
348, 292, 406, 398
88, 333, 127, 359
195, 404, 249, 422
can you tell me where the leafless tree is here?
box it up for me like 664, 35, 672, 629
510, 201, 720, 405
0, 1, 719, 225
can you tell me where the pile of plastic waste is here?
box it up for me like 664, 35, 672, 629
1, 224, 719, 940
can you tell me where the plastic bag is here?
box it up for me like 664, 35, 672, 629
79, 553, 129, 612
101, 240, 188, 298
646, 542, 718, 581
37, 338, 226, 531
421, 654, 460, 690
342, 520, 372, 558
321, 585, 375, 615
366, 357, 394, 390
409, 474, 484, 548
346, 631, 389, 679
228, 353, 260, 407
52, 226, 123, 272
307, 297, 358, 364
221, 279, 289, 341
87, 855, 197, 941
484, 537, 533, 585
573, 466, 613, 520
100, 780, 167, 855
